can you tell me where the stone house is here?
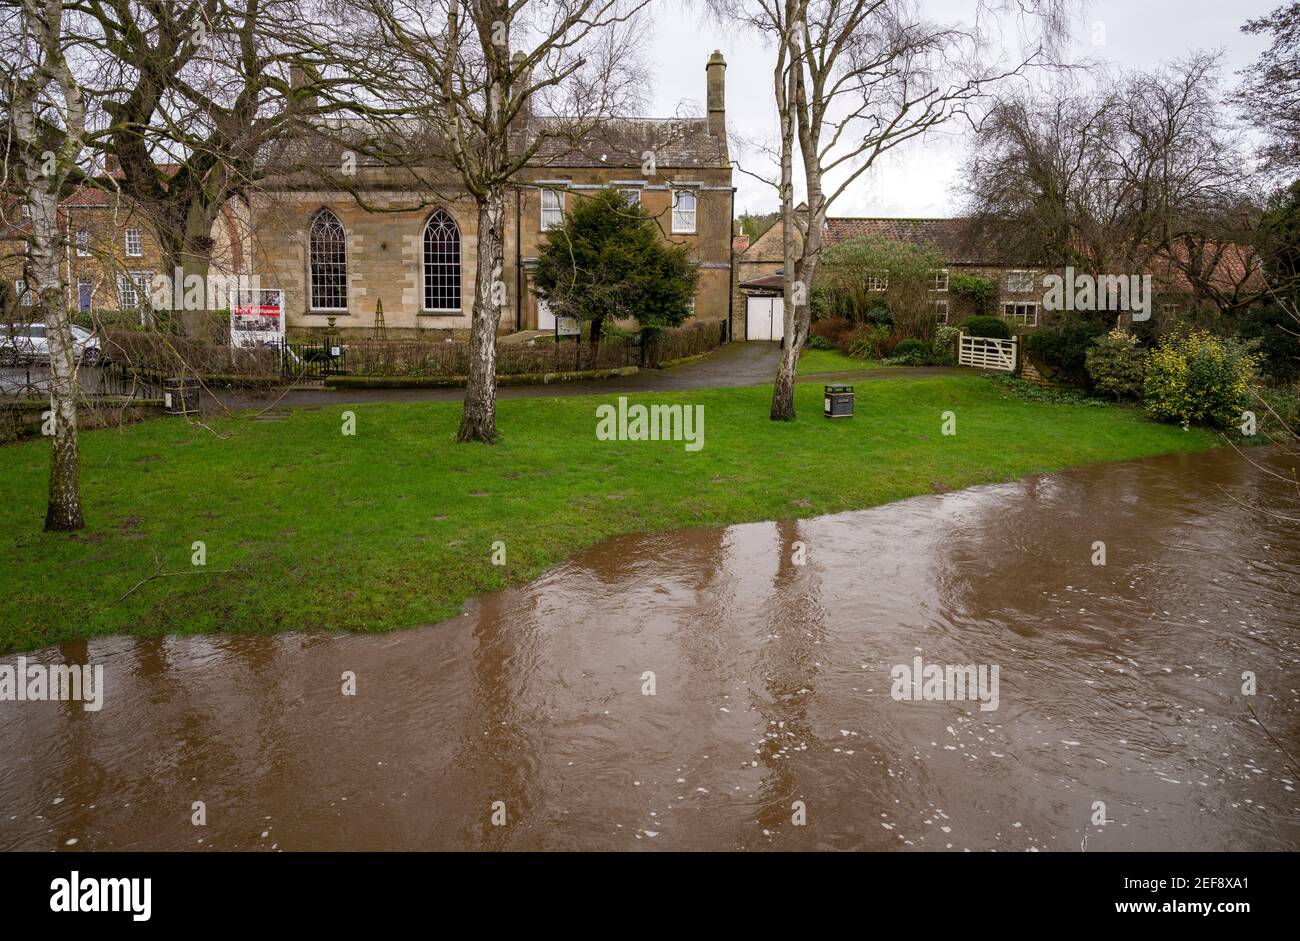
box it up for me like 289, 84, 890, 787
732, 215, 1262, 341
1, 180, 245, 325
247, 51, 735, 338
733, 216, 1055, 340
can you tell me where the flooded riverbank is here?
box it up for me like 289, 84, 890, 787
2, 446, 1297, 851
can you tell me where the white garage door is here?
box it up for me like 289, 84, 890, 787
746, 296, 784, 341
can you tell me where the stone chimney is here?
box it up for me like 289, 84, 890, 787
510, 50, 532, 133
706, 50, 726, 138
290, 63, 318, 111
733, 234, 750, 253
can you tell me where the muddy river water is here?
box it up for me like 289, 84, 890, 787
2, 447, 1297, 851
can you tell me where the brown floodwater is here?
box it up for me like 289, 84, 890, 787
2, 446, 1298, 852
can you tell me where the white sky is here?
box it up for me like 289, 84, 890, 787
644, 0, 1278, 218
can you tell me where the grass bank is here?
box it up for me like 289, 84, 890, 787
797, 348, 888, 374
0, 376, 1216, 652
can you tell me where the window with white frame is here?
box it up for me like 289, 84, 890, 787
620, 189, 641, 207
1003, 302, 1038, 326
422, 209, 461, 312
1161, 303, 1178, 317
933, 299, 949, 323
866, 271, 889, 292
308, 209, 348, 310
929, 268, 949, 292
541, 189, 565, 229
16, 280, 31, 305
124, 228, 143, 257
75, 228, 91, 256
1005, 269, 1035, 293
672, 190, 697, 233
78, 277, 94, 312
117, 270, 153, 309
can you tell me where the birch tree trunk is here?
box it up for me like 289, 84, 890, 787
13, 0, 85, 530
770, 6, 803, 421
458, 185, 507, 442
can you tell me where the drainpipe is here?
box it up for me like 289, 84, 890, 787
514, 184, 522, 332
727, 185, 735, 343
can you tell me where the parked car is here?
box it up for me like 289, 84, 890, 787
0, 323, 102, 366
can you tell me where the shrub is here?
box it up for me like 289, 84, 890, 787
956, 315, 1011, 339
814, 235, 942, 335
1235, 304, 1300, 383
891, 337, 930, 365
1143, 331, 1258, 429
839, 324, 889, 359
863, 303, 894, 327
811, 317, 853, 342
1022, 319, 1109, 386
1253, 383, 1300, 442
931, 325, 960, 365
877, 331, 904, 358
806, 334, 837, 350
1085, 328, 1146, 400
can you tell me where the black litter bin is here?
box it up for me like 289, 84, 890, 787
163, 377, 201, 416
824, 384, 854, 419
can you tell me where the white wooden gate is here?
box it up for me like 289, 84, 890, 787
958, 333, 1017, 372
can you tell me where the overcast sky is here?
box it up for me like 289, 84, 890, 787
643, 0, 1278, 218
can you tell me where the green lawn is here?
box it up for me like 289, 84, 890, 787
0, 377, 1217, 653
797, 347, 887, 374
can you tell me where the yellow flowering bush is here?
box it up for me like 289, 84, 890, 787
1143, 331, 1257, 429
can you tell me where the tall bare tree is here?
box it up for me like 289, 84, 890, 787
2, 0, 90, 530
964, 54, 1268, 316
720, 0, 1072, 420
356, 0, 648, 443
67, 0, 364, 317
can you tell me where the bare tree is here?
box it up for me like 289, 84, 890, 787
2, 0, 89, 530
1237, 2, 1300, 177
719, 0, 1071, 420
65, 0, 367, 323
355, 0, 648, 443
964, 54, 1270, 316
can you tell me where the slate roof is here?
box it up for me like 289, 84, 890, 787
264, 114, 728, 173
517, 117, 727, 170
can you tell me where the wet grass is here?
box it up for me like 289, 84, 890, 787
0, 376, 1218, 652
796, 348, 887, 374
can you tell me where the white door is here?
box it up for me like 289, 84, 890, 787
746, 296, 783, 341
536, 297, 555, 330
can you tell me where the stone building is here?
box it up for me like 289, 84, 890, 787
247, 51, 735, 338
732, 215, 1054, 340
1, 180, 245, 324
732, 215, 1261, 340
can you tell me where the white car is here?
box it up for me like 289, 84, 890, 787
0, 323, 102, 366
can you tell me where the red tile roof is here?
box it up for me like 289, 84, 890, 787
822, 217, 999, 265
